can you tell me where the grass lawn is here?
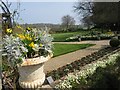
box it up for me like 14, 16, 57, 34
52, 31, 91, 42
53, 43, 95, 57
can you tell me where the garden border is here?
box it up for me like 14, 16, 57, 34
45, 47, 120, 85
55, 50, 120, 89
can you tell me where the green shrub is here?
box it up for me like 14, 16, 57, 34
109, 38, 120, 47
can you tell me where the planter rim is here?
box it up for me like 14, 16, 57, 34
18, 53, 53, 67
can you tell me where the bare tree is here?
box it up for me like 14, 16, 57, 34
74, 1, 94, 30
74, 1, 93, 18
61, 15, 75, 31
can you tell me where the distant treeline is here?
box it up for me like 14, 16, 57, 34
20, 23, 83, 33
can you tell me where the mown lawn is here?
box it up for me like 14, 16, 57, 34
52, 31, 91, 42
53, 43, 95, 57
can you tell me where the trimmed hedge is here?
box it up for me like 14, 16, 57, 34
109, 38, 120, 47
66, 35, 114, 42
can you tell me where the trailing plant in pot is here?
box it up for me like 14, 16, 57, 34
2, 26, 53, 89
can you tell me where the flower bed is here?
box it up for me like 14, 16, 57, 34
55, 51, 120, 89
66, 34, 114, 42
46, 47, 120, 81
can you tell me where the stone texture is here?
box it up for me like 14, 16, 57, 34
18, 56, 51, 89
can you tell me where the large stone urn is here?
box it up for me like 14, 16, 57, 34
17, 53, 53, 89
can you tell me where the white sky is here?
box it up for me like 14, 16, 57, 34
2, 0, 120, 2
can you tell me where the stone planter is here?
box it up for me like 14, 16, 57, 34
17, 53, 53, 89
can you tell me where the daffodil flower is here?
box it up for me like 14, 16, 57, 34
6, 28, 12, 33
40, 43, 43, 47
27, 27, 31, 31
33, 44, 39, 51
29, 42, 35, 48
25, 36, 32, 41
17, 34, 25, 40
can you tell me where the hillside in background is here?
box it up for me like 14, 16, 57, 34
20, 23, 81, 33
20, 23, 61, 33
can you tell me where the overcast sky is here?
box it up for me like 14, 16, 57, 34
9, 2, 81, 24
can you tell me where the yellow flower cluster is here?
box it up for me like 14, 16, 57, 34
17, 34, 32, 41
25, 34, 32, 41
17, 34, 25, 40
6, 28, 12, 33
29, 42, 35, 48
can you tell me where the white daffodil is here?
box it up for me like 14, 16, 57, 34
32, 44, 40, 51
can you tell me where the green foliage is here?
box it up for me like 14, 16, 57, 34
92, 2, 119, 24
109, 38, 120, 47
52, 30, 115, 42
74, 2, 120, 31
88, 56, 120, 89
66, 34, 114, 42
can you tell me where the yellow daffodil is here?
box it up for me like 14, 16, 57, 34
25, 34, 32, 41
6, 28, 12, 33
40, 43, 43, 47
29, 42, 35, 48
26, 36, 32, 41
17, 34, 25, 40
17, 25, 23, 30
27, 27, 31, 31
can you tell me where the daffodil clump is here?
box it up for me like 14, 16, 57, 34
2, 26, 53, 67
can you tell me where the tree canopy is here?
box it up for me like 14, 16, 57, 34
74, 1, 120, 31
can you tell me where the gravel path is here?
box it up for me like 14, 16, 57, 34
44, 40, 110, 73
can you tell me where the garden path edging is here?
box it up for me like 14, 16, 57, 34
44, 40, 109, 73
44, 48, 120, 87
